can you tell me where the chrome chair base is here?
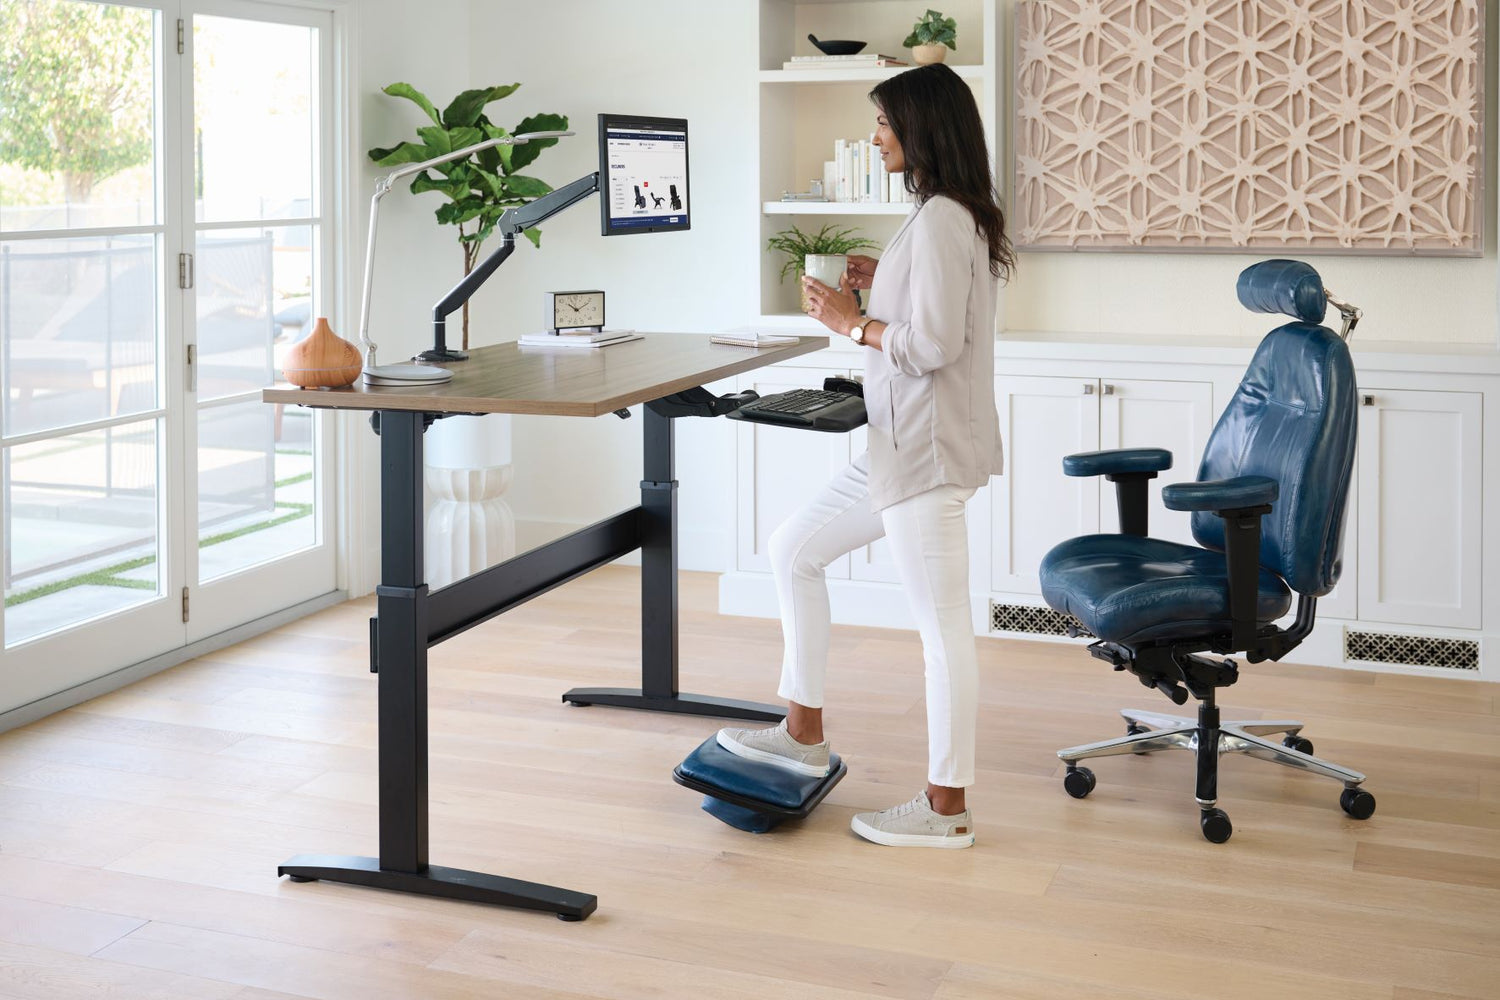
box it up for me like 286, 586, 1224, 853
1057, 708, 1375, 842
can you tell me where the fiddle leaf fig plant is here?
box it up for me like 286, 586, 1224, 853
903, 9, 957, 49
368, 82, 567, 349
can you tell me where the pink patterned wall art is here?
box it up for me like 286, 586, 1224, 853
1013, 0, 1484, 253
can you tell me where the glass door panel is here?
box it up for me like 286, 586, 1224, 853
0, 0, 182, 708
186, 7, 331, 636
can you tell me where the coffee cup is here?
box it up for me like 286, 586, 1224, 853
803, 253, 847, 291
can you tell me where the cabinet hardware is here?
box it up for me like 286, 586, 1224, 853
1082, 383, 1096, 395
1102, 384, 1116, 395
1361, 394, 1375, 407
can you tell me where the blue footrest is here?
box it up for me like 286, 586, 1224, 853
672, 735, 846, 833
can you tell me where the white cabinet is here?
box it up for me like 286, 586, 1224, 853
1356, 387, 1483, 629
735, 366, 853, 576
991, 374, 1213, 595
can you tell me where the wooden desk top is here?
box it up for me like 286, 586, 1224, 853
261, 334, 828, 417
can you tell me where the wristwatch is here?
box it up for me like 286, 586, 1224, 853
849, 319, 870, 344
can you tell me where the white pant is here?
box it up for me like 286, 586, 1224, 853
769, 452, 978, 788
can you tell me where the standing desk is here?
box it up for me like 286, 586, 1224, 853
261, 333, 824, 921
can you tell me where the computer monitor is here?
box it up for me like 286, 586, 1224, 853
598, 113, 690, 236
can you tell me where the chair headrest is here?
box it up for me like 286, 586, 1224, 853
1237, 260, 1327, 324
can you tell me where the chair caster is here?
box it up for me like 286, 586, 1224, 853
1063, 766, 1096, 798
1125, 722, 1152, 752
1282, 734, 1314, 755
1339, 786, 1376, 820
1200, 807, 1232, 843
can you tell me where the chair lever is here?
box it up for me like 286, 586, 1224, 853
1139, 673, 1189, 705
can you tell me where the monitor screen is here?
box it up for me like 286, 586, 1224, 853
598, 114, 690, 236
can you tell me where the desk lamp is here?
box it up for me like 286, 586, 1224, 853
357, 130, 573, 384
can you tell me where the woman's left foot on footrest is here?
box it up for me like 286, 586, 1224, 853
716, 719, 831, 777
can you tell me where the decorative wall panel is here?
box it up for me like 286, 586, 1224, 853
1013, 1, 1484, 253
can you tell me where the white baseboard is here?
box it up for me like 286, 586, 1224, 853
0, 590, 348, 735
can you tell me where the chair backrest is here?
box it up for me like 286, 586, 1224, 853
1192, 261, 1357, 597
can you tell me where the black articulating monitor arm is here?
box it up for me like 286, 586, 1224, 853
427, 172, 603, 361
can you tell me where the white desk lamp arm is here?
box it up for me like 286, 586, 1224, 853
356, 130, 574, 369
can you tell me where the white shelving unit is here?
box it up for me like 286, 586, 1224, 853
754, 0, 999, 323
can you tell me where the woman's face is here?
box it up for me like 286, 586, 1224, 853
873, 108, 905, 174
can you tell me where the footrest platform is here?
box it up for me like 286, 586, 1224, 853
673, 735, 846, 833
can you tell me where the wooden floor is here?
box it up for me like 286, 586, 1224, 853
0, 566, 1496, 999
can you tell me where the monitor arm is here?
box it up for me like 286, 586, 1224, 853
424, 171, 602, 362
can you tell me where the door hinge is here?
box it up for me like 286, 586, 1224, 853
178, 251, 194, 289
186, 344, 196, 392
181, 586, 190, 623
177, 19, 185, 55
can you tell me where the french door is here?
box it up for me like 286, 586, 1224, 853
0, 0, 338, 714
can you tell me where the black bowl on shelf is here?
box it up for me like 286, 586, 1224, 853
807, 33, 866, 56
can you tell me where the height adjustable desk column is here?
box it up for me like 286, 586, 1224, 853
262, 333, 823, 919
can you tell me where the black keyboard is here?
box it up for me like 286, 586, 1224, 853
727, 388, 868, 433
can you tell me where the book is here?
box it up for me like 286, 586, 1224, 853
709, 333, 801, 348
529, 327, 632, 344
782, 56, 907, 70
517, 332, 642, 349
788, 53, 904, 62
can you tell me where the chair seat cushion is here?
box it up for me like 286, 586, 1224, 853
1040, 535, 1292, 643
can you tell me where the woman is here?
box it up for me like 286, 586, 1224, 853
718, 63, 1013, 849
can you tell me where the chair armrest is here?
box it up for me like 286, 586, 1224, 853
1162, 476, 1279, 513
1062, 448, 1172, 478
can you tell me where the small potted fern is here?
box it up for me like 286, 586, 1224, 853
904, 9, 957, 65
767, 223, 879, 313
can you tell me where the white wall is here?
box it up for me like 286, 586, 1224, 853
461, 0, 761, 570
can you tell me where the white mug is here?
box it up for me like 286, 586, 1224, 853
803, 253, 846, 291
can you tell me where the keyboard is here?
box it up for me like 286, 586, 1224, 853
726, 388, 868, 433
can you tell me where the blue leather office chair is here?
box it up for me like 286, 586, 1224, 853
1039, 260, 1375, 843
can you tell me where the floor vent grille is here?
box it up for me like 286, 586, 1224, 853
989, 602, 1092, 638
1344, 630, 1479, 671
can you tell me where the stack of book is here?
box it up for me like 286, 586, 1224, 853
517, 329, 642, 349
822, 137, 913, 205
782, 53, 907, 70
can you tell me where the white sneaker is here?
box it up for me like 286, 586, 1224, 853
715, 719, 831, 778
850, 791, 975, 849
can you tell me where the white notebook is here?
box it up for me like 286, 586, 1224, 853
517, 332, 642, 349
709, 333, 800, 348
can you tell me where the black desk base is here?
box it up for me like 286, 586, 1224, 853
278, 854, 596, 920
279, 403, 782, 921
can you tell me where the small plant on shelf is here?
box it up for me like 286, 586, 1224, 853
767, 223, 879, 312
903, 9, 957, 64
767, 223, 878, 282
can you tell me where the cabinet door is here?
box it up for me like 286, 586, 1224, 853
1098, 379, 1214, 547
736, 368, 853, 576
1356, 388, 1482, 629
991, 375, 1101, 594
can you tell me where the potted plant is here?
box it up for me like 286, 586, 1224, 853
767, 223, 879, 313
368, 83, 567, 351
903, 9, 957, 65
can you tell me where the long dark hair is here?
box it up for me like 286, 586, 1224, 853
871, 64, 1014, 281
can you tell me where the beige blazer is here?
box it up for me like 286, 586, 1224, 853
862, 195, 1004, 512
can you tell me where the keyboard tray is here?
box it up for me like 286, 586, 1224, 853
725, 389, 868, 433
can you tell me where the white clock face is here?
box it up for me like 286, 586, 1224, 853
553, 292, 604, 329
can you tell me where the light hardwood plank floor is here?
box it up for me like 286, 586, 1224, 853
0, 566, 1496, 999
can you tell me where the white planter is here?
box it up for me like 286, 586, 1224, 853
424, 413, 515, 588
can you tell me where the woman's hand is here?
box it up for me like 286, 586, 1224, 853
844, 254, 879, 290
802, 276, 863, 338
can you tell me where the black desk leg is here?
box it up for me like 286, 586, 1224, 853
280, 409, 597, 921
562, 403, 783, 722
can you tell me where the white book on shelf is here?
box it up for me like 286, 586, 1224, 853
788, 53, 905, 63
